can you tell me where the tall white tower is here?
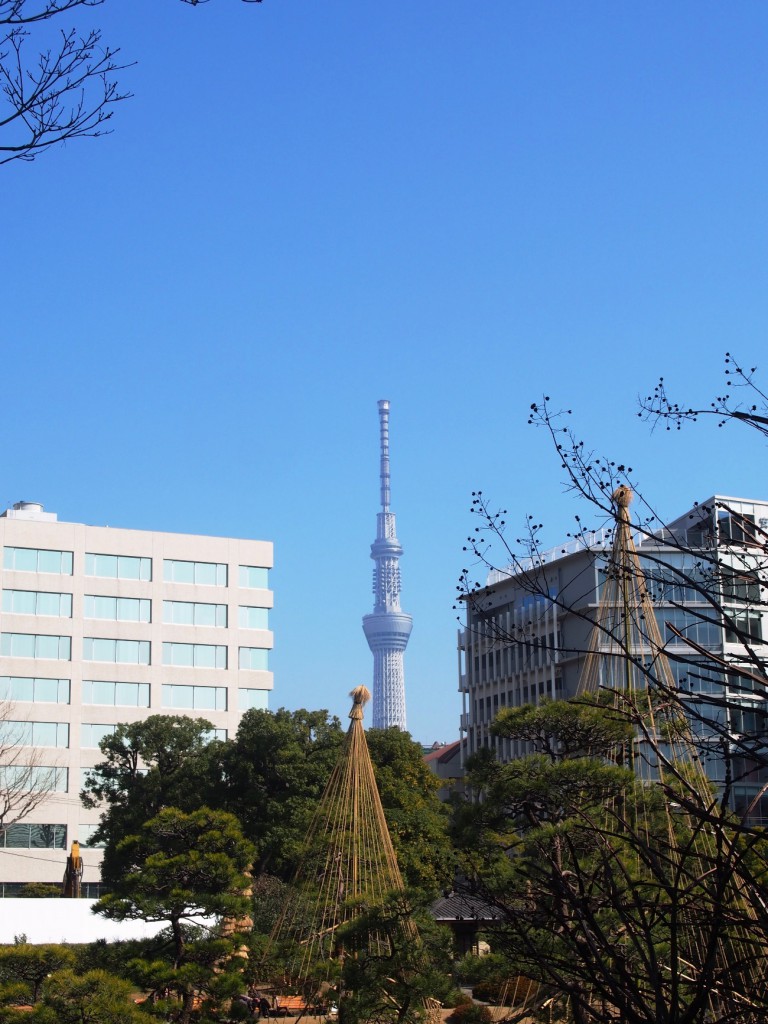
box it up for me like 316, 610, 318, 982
362, 400, 412, 730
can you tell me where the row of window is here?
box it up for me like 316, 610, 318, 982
0, 674, 269, 711
3, 548, 270, 589
0, 633, 269, 669
0, 765, 68, 791
0, 823, 67, 849
2, 590, 270, 628
0, 720, 228, 749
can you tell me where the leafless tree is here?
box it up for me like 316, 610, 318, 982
0, 1, 129, 164
1, 0, 263, 166
0, 696, 59, 839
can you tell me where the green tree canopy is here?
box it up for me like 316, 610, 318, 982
365, 727, 454, 896
0, 944, 75, 1005
34, 969, 145, 1024
81, 715, 219, 886
215, 707, 344, 877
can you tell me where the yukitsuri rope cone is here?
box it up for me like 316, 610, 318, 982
262, 686, 440, 1023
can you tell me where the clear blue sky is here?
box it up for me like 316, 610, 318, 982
4, 1, 768, 742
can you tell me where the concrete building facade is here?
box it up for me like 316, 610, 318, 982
0, 502, 273, 895
458, 495, 768, 821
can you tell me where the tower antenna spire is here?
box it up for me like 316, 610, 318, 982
378, 399, 391, 513
362, 400, 412, 729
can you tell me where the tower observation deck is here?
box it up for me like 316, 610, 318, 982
362, 400, 412, 730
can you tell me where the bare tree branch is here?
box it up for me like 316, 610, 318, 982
0, 696, 59, 839
638, 353, 768, 438
0, 0, 264, 165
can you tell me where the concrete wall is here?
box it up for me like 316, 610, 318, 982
0, 898, 181, 943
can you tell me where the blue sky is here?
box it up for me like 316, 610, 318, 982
3, 1, 768, 742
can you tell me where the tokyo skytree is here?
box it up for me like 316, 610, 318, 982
362, 400, 412, 730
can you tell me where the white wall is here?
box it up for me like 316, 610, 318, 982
0, 899, 173, 944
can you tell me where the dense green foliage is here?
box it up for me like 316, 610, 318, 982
0, 944, 75, 1004
96, 807, 254, 955
34, 969, 145, 1024
213, 708, 345, 877
365, 728, 454, 895
81, 715, 220, 887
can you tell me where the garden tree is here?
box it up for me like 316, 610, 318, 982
0, 695, 60, 838
452, 696, 768, 1024
1, 0, 262, 165
73, 935, 177, 977
33, 969, 146, 1024
0, 943, 75, 1004
364, 727, 454, 896
81, 714, 220, 886
95, 806, 255, 1023
15, 883, 61, 897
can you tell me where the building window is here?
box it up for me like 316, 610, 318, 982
83, 638, 150, 665
162, 642, 227, 669
238, 647, 269, 671
203, 727, 228, 742
660, 610, 721, 649
3, 547, 73, 574
238, 565, 269, 589
163, 560, 227, 586
0, 633, 71, 660
85, 553, 151, 581
0, 765, 68, 791
163, 601, 227, 627
0, 675, 70, 704
0, 720, 69, 747
78, 825, 105, 849
725, 609, 764, 645
718, 510, 759, 546
82, 680, 150, 707
2, 590, 72, 617
0, 824, 67, 849
84, 595, 151, 623
238, 688, 269, 711
81, 723, 117, 748
238, 606, 269, 630
161, 684, 227, 711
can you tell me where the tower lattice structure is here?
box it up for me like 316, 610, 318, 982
362, 400, 412, 730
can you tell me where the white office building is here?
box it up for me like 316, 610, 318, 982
0, 502, 273, 895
